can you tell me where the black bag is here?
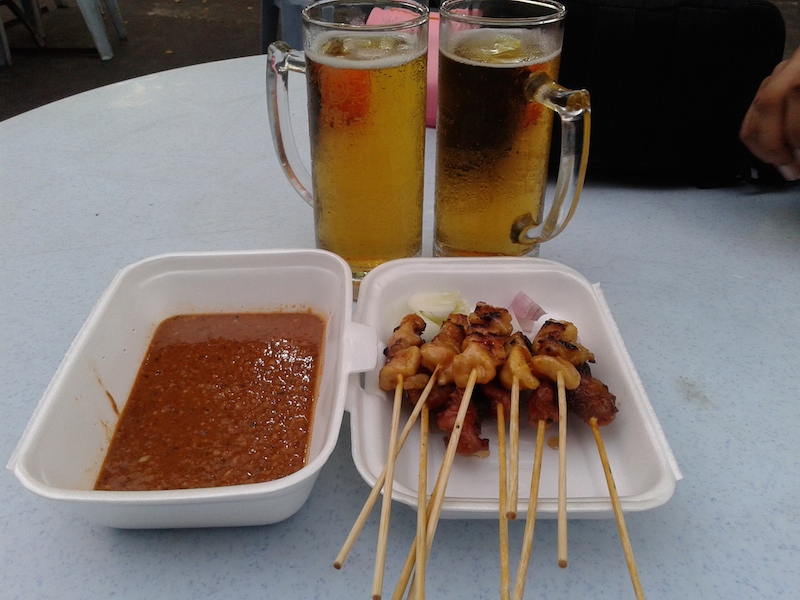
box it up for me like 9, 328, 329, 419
556, 0, 787, 187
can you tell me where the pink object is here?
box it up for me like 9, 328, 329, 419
366, 8, 439, 128
510, 291, 547, 333
426, 13, 439, 127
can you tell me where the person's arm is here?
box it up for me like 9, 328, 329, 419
740, 45, 800, 181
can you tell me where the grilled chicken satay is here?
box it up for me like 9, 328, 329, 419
499, 332, 540, 392
436, 334, 497, 456
424, 303, 514, 389
379, 346, 423, 392
448, 302, 512, 387
532, 319, 595, 366
378, 313, 428, 391
406, 382, 454, 412
420, 313, 468, 385
449, 332, 506, 388
385, 313, 426, 359
527, 381, 560, 428
531, 321, 617, 426
492, 333, 540, 524
566, 363, 618, 426
430, 303, 510, 456
478, 379, 511, 417
374, 315, 428, 598
469, 301, 514, 336
437, 387, 489, 457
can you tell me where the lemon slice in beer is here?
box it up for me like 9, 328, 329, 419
322, 34, 411, 61
455, 32, 525, 63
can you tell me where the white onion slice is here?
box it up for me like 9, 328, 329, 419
510, 291, 546, 332
407, 292, 469, 341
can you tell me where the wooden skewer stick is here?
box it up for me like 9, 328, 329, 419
372, 375, 405, 600
423, 368, 479, 553
334, 366, 441, 570
511, 419, 546, 600
415, 403, 429, 600
391, 471, 439, 600
507, 375, 520, 520
497, 403, 510, 600
394, 369, 479, 600
557, 370, 568, 569
589, 417, 645, 600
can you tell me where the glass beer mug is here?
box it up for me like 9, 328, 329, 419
267, 0, 429, 283
433, 0, 590, 257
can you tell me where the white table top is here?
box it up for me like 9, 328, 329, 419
2, 55, 799, 599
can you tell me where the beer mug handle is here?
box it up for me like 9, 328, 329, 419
517, 73, 591, 245
267, 41, 314, 207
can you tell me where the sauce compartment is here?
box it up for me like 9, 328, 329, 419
8, 249, 377, 528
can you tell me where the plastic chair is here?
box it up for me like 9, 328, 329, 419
1, 8, 10, 66
74, 0, 126, 60
1, 0, 45, 66
1, 0, 126, 65
260, 0, 309, 53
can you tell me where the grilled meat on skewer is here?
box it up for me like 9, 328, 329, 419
566, 370, 618, 426
437, 387, 489, 457
532, 319, 595, 366
527, 380, 559, 428
385, 313, 426, 359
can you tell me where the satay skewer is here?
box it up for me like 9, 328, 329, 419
334, 366, 441, 570
511, 418, 546, 600
393, 369, 479, 600
501, 334, 539, 521
415, 404, 429, 600
589, 417, 645, 600
424, 368, 480, 552
372, 375, 405, 600
557, 371, 568, 569
529, 353, 580, 569
497, 402, 510, 600
507, 375, 520, 520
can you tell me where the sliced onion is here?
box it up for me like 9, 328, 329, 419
510, 291, 546, 332
407, 292, 469, 341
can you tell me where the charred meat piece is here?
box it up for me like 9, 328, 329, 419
478, 378, 512, 416
450, 333, 505, 388
528, 380, 559, 428
467, 302, 514, 337
532, 319, 595, 366
378, 346, 422, 391
499, 333, 539, 391
403, 372, 430, 391
566, 373, 618, 426
448, 302, 513, 388
405, 382, 454, 413
384, 314, 426, 359
437, 387, 489, 457
420, 314, 467, 382
504, 331, 532, 354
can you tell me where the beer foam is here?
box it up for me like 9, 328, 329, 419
306, 31, 427, 70
441, 28, 560, 68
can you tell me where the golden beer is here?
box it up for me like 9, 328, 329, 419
434, 29, 561, 257
306, 33, 427, 278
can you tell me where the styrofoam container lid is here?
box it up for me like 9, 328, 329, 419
7, 249, 378, 529
349, 257, 682, 519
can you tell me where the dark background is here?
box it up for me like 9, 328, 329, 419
1, 0, 798, 122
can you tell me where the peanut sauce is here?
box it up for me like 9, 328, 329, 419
94, 312, 325, 491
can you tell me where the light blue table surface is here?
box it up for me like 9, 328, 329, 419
1, 55, 798, 599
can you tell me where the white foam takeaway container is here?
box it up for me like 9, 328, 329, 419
8, 249, 377, 528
